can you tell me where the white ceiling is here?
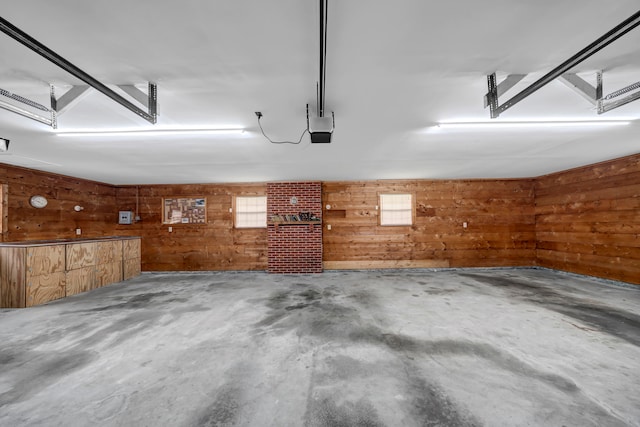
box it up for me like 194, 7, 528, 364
0, 1, 639, 185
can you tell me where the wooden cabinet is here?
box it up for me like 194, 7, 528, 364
0, 245, 67, 307
0, 236, 141, 308
96, 239, 123, 288
65, 242, 98, 296
123, 238, 141, 280
26, 245, 66, 307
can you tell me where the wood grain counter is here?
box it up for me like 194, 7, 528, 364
0, 236, 141, 308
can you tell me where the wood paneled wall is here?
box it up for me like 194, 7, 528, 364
322, 179, 537, 269
115, 184, 267, 271
3, 153, 639, 285
0, 164, 117, 241
536, 154, 640, 285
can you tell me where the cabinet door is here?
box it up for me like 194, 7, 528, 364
66, 242, 97, 270
123, 258, 141, 280
26, 272, 66, 307
96, 240, 122, 265
26, 245, 65, 276
66, 267, 97, 296
96, 262, 123, 287
123, 238, 141, 260
1, 247, 26, 308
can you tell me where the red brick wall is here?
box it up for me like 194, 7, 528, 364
267, 182, 323, 273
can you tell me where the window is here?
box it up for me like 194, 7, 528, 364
379, 193, 413, 226
235, 196, 267, 228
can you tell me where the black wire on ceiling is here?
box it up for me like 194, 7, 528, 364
256, 113, 308, 145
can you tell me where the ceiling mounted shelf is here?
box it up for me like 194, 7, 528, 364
485, 10, 640, 118
0, 16, 157, 127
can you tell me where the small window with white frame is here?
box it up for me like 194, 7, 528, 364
235, 196, 267, 228
379, 193, 413, 226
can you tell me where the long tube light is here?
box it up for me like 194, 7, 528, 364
55, 128, 246, 137
434, 120, 632, 130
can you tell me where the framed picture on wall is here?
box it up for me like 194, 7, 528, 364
162, 197, 207, 224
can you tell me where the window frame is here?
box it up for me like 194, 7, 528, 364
233, 195, 267, 229
378, 193, 415, 226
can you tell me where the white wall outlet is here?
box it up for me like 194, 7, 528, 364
463, 222, 468, 229
168, 226, 173, 232
75, 228, 81, 235
327, 224, 331, 230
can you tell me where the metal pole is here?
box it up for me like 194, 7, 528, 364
318, 0, 325, 117
0, 16, 157, 124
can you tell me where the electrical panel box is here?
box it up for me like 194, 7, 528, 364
118, 211, 133, 225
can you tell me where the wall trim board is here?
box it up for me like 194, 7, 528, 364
324, 260, 450, 270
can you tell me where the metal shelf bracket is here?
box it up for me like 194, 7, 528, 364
557, 72, 603, 106
0, 16, 158, 126
0, 87, 55, 127
484, 10, 640, 118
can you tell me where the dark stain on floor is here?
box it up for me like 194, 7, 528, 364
305, 397, 385, 427
461, 273, 640, 347
0, 350, 97, 407
423, 288, 458, 296
407, 374, 481, 427
196, 384, 242, 427
63, 291, 175, 314
254, 282, 615, 426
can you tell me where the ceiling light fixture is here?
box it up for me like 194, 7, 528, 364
55, 128, 246, 137
434, 120, 632, 130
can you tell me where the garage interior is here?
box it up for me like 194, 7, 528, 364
1, 1, 639, 426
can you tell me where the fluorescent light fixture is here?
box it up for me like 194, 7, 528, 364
0, 137, 9, 151
434, 119, 632, 130
55, 127, 245, 137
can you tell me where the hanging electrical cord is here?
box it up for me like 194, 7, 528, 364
255, 112, 308, 144
255, 0, 331, 145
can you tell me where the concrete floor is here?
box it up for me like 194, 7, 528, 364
0, 268, 639, 427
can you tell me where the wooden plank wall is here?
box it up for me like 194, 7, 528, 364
536, 154, 640, 285
0, 164, 117, 241
2, 153, 638, 284
322, 179, 536, 269
115, 184, 267, 271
